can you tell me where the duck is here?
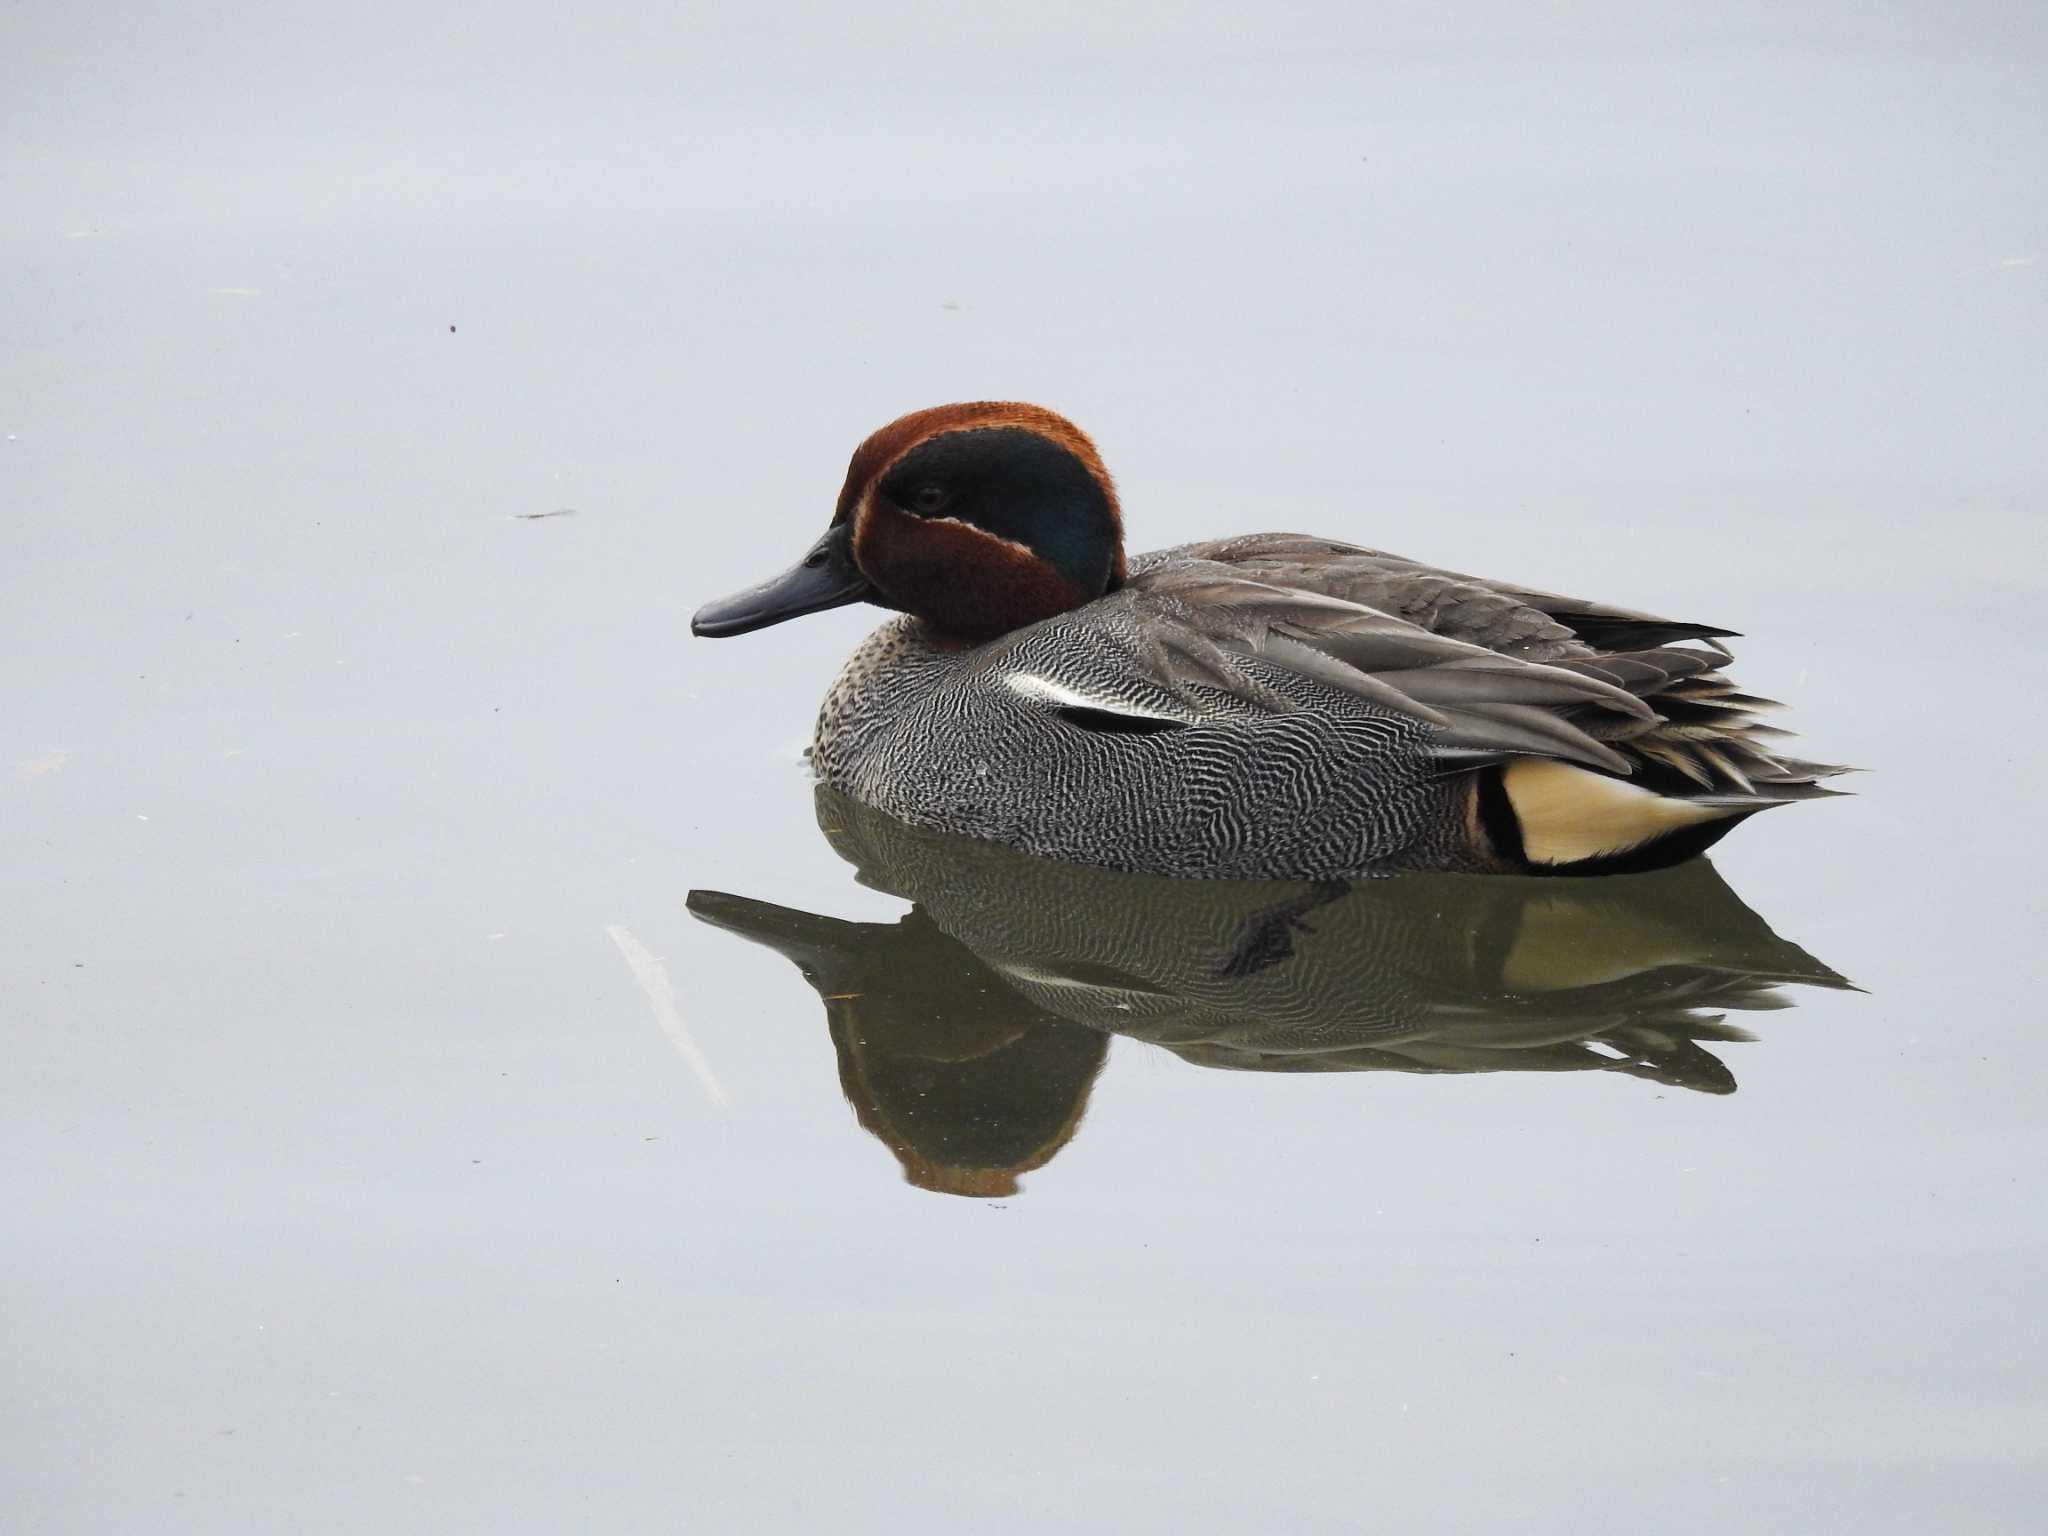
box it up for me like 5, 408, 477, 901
692, 402, 1845, 878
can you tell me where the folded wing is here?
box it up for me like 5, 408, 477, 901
1116, 536, 1847, 804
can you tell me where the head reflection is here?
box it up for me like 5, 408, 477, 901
691, 788, 1850, 1199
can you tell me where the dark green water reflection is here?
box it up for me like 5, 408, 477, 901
691, 788, 1850, 1198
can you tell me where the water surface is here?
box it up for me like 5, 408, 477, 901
4, 4, 2045, 1531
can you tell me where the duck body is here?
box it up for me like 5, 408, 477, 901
812, 542, 1476, 877
695, 405, 1845, 878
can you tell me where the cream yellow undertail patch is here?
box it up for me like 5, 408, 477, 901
1502, 758, 1735, 867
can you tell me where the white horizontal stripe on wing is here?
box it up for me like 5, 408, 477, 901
1003, 672, 1186, 726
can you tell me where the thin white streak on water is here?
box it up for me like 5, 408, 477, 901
607, 924, 729, 1108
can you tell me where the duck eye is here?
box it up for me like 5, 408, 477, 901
910, 484, 949, 514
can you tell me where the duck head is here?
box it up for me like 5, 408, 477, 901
692, 402, 1125, 647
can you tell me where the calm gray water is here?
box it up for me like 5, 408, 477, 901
4, 5, 2045, 1531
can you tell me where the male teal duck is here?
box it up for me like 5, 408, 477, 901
693, 402, 1844, 878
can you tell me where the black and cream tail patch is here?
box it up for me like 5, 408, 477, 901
1489, 758, 1753, 874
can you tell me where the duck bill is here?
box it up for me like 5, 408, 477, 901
692, 523, 872, 638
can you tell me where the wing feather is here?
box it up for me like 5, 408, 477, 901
1111, 537, 1846, 797
1110, 565, 1655, 772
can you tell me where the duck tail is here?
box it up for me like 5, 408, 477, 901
1478, 654, 1852, 874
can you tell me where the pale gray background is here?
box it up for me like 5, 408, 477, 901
4, 3, 2045, 1532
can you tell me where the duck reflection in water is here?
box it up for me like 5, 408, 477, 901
689, 788, 1851, 1199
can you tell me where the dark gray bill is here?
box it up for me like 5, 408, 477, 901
691, 523, 872, 638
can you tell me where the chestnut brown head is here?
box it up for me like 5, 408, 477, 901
692, 403, 1124, 647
